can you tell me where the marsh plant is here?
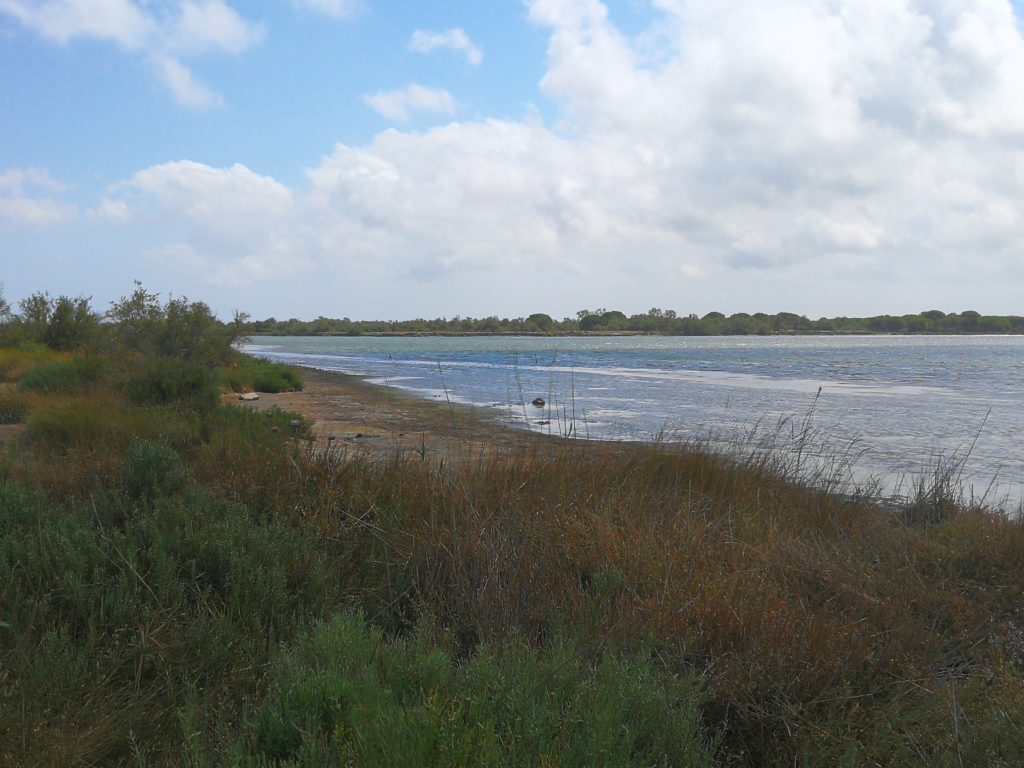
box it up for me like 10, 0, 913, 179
1, 288, 1023, 766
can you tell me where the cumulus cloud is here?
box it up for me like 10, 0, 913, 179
121, 161, 308, 283
105, 0, 1024, 315
292, 0, 360, 19
409, 28, 483, 66
0, 167, 75, 226
0, 0, 263, 108
363, 84, 456, 122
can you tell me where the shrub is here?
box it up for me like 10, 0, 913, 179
220, 356, 304, 393
126, 357, 220, 413
106, 284, 241, 366
0, 481, 341, 765
124, 439, 185, 501
252, 365, 304, 393
18, 355, 110, 393
239, 613, 713, 767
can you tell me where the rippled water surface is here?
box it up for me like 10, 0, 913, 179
243, 335, 1024, 505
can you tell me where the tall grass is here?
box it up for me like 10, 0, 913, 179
17, 354, 110, 393
0, 346, 68, 383
126, 355, 220, 412
199, 437, 1024, 764
3, 347, 1024, 765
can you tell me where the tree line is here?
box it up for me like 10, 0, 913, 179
0, 282, 245, 363
244, 307, 1024, 336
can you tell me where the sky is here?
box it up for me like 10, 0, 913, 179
2, 0, 1024, 321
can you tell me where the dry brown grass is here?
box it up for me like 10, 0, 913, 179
184, 433, 1024, 762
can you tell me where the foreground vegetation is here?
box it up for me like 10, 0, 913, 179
245, 307, 1024, 336
2, 285, 1024, 765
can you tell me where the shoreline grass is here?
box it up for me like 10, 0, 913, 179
1, 341, 1023, 766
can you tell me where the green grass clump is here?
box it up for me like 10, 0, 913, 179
234, 613, 713, 767
18, 354, 110, 393
221, 355, 304, 393
24, 395, 192, 452
0, 346, 67, 383
124, 438, 185, 502
205, 404, 311, 448
126, 356, 220, 413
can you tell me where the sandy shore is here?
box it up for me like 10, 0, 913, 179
228, 365, 553, 459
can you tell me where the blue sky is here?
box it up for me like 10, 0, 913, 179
2, 0, 1024, 321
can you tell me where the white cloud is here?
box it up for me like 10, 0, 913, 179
0, 167, 69, 195
90, 197, 130, 221
0, 197, 73, 226
152, 54, 224, 109
103, 0, 1024, 316
363, 84, 456, 122
410, 28, 483, 66
168, 0, 264, 56
0, 0, 263, 108
0, 0, 153, 48
122, 161, 307, 283
292, 0, 360, 19
0, 167, 74, 226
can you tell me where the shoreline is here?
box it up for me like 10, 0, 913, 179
245, 365, 1023, 514
232, 364, 562, 459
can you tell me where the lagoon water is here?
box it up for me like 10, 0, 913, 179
243, 335, 1024, 506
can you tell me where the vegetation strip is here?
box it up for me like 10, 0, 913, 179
1, 284, 1022, 766
245, 307, 1024, 336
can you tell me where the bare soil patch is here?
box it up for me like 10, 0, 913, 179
226, 366, 553, 460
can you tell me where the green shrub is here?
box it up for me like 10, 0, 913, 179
220, 356, 304, 393
127, 357, 220, 413
18, 355, 110, 393
0, 479, 343, 764
106, 284, 241, 366
239, 614, 713, 767
124, 439, 185, 501
252, 365, 304, 393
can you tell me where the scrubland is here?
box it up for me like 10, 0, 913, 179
1, 287, 1022, 766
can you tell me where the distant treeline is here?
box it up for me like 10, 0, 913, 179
245, 308, 1024, 336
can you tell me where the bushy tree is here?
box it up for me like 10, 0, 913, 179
106, 282, 242, 366
4, 291, 98, 349
0, 284, 10, 322
44, 295, 97, 350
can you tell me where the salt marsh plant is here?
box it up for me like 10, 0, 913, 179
2, 306, 1023, 765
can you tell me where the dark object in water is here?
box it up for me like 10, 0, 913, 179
532, 397, 545, 407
